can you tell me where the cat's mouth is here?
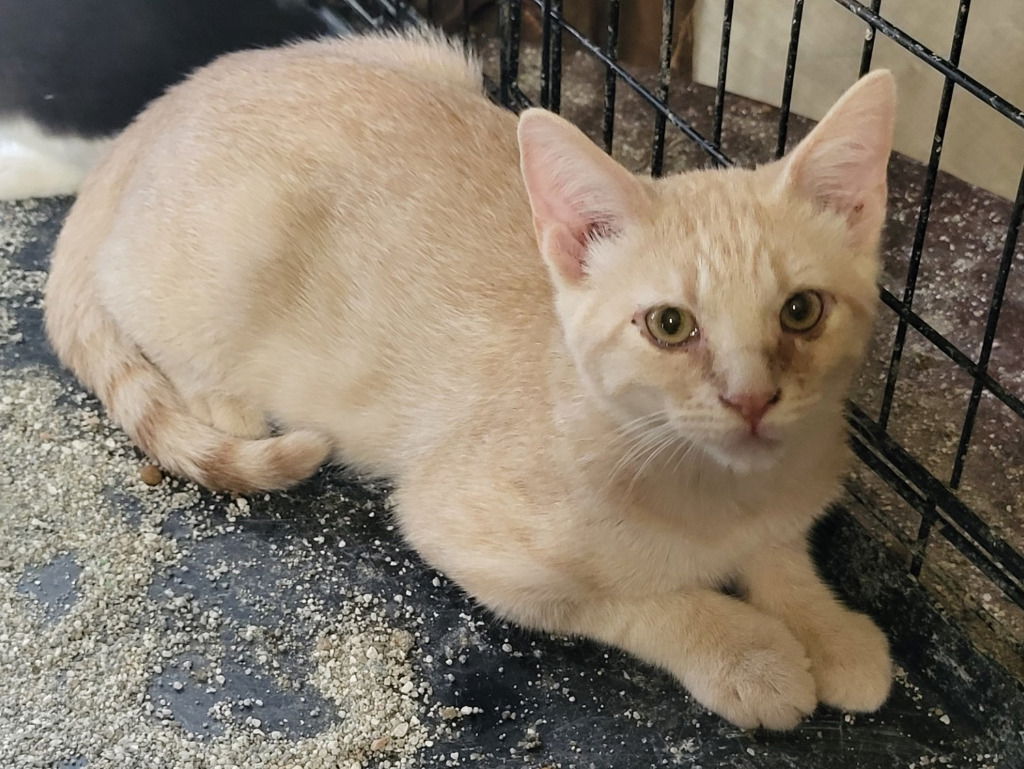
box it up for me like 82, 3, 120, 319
729, 431, 782, 453
714, 429, 785, 472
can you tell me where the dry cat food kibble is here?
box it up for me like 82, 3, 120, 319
139, 464, 164, 486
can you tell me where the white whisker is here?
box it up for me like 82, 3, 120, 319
623, 429, 680, 498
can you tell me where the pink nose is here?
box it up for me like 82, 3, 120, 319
719, 389, 781, 431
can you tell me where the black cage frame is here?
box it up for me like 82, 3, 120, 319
330, 0, 1024, 632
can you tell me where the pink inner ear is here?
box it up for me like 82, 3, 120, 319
780, 71, 895, 249
792, 142, 888, 248
544, 224, 588, 281
518, 109, 643, 284
789, 129, 892, 248
547, 218, 623, 281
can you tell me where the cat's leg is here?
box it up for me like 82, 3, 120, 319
206, 395, 269, 439
126, 332, 268, 440
559, 591, 818, 729
738, 540, 892, 712
394, 482, 817, 730
183, 392, 268, 439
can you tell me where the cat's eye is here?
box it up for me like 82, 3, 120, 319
780, 290, 824, 333
643, 306, 698, 347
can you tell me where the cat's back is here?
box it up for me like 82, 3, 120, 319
95, 31, 530, 270
100, 29, 536, 309
121, 31, 515, 190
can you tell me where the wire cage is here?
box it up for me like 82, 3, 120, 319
325, 0, 1024, 679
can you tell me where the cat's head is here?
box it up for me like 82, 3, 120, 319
518, 72, 895, 473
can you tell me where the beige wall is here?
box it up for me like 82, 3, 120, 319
692, 0, 1024, 199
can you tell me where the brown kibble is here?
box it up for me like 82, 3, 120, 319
370, 736, 390, 752
139, 465, 163, 486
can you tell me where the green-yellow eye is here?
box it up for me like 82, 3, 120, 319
644, 306, 698, 346
780, 290, 824, 333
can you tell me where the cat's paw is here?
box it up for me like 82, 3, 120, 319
687, 620, 817, 730
806, 610, 892, 712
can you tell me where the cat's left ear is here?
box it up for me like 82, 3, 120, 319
518, 109, 648, 284
779, 70, 896, 251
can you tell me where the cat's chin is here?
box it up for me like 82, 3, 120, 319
708, 433, 786, 474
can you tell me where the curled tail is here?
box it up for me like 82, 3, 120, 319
44, 189, 330, 493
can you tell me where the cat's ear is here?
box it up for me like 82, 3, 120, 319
779, 70, 896, 250
518, 109, 647, 283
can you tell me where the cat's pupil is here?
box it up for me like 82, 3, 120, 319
660, 308, 682, 336
787, 295, 809, 320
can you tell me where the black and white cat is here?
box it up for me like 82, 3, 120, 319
0, 0, 344, 200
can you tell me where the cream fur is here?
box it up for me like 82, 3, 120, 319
45, 30, 896, 729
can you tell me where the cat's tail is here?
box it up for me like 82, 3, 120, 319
44, 206, 330, 493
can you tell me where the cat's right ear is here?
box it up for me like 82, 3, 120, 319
778, 70, 896, 252
518, 109, 647, 284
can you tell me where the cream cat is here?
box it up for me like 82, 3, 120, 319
45, 31, 895, 729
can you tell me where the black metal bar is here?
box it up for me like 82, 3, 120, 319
876, 287, 1024, 421
851, 431, 1024, 608
549, 0, 562, 113
539, 0, 563, 112
857, 0, 883, 76
340, 0, 378, 25
368, 0, 408, 25
650, 0, 676, 177
848, 403, 1024, 587
528, 2, 731, 166
847, 405, 1024, 607
831, 0, 1024, 129
949, 164, 1024, 488
877, 0, 972, 431
540, 0, 553, 107
392, 0, 423, 25
601, 0, 621, 153
776, 0, 805, 158
484, 75, 533, 113
499, 0, 523, 108
712, 0, 734, 154
909, 512, 938, 577
845, 431, 939, 571
844, 480, 918, 552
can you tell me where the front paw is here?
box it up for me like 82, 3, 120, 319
806, 610, 892, 712
687, 619, 818, 730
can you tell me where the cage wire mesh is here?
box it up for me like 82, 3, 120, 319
330, 0, 1024, 678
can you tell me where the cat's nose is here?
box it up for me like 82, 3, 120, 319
719, 389, 781, 432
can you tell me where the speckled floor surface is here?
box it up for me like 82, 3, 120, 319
1, 187, 1023, 768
